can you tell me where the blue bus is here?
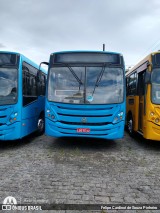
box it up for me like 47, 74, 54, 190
45, 51, 125, 140
0, 51, 47, 140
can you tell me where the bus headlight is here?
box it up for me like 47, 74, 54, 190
9, 112, 18, 123
118, 111, 124, 119
113, 111, 124, 123
155, 118, 159, 123
150, 112, 154, 116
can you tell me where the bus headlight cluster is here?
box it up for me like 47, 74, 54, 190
46, 109, 56, 121
9, 112, 18, 123
113, 111, 124, 123
150, 112, 155, 120
150, 112, 160, 124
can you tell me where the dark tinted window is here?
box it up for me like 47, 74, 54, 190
137, 72, 145, 96
23, 62, 38, 106
127, 72, 137, 95
23, 65, 37, 96
39, 73, 46, 96
155, 53, 160, 65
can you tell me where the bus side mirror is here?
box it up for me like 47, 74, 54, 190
38, 61, 49, 79
37, 62, 49, 95
145, 70, 151, 84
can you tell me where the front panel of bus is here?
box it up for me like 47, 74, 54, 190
145, 53, 160, 140
45, 52, 126, 140
0, 53, 21, 140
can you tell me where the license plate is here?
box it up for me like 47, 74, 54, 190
77, 128, 90, 133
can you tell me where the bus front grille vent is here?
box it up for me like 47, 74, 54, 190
0, 115, 7, 118
60, 121, 111, 126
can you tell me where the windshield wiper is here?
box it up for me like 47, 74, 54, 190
67, 65, 83, 86
54, 62, 83, 86
92, 63, 106, 96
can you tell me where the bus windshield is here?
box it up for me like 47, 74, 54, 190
48, 66, 124, 104
151, 68, 160, 104
0, 68, 18, 105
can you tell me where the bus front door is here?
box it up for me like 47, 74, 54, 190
138, 72, 145, 133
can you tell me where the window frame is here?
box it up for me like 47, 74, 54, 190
22, 62, 38, 106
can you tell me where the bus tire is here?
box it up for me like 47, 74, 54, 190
127, 115, 134, 136
37, 114, 45, 135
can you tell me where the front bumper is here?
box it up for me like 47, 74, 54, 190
0, 122, 21, 140
144, 121, 160, 141
45, 118, 125, 140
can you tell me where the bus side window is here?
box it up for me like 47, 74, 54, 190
23, 66, 30, 96
23, 63, 38, 106
127, 72, 137, 95
31, 76, 37, 96
126, 78, 128, 95
23, 67, 37, 96
39, 73, 46, 96
137, 71, 145, 96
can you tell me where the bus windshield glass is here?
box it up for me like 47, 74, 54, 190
48, 66, 124, 104
151, 68, 160, 104
0, 68, 18, 105
0, 53, 18, 66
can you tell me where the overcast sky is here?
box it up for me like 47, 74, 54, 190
1, 0, 160, 68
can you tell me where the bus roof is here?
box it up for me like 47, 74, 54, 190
50, 50, 123, 56
0, 51, 47, 74
126, 51, 160, 76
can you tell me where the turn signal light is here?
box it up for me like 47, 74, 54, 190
155, 118, 159, 123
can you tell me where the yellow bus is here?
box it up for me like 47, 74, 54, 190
126, 51, 160, 141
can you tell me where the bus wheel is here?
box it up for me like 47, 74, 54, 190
127, 116, 134, 136
37, 115, 44, 135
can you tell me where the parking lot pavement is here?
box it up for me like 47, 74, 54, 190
0, 131, 160, 212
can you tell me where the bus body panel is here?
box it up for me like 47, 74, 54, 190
144, 84, 160, 140
21, 96, 45, 138
46, 119, 124, 140
0, 103, 21, 140
126, 95, 140, 132
0, 122, 21, 140
45, 102, 125, 139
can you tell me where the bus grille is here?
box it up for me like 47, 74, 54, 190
60, 121, 111, 126
0, 116, 6, 118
